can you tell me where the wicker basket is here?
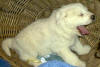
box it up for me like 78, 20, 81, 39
0, 0, 100, 67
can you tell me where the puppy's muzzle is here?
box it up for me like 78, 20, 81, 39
91, 15, 95, 20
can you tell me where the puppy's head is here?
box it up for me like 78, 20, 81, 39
54, 3, 95, 35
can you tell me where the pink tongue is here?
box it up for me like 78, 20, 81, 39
77, 26, 89, 35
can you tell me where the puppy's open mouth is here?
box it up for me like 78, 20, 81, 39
77, 26, 89, 35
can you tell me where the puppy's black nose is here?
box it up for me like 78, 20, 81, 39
91, 15, 95, 20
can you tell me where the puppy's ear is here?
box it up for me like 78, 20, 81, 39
56, 9, 67, 24
56, 10, 65, 20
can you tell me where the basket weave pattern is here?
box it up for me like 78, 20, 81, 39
0, 0, 100, 67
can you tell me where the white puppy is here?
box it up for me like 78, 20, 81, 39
2, 3, 95, 67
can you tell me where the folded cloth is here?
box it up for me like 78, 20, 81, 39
0, 58, 11, 67
39, 60, 77, 67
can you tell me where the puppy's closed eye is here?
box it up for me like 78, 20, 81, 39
79, 13, 84, 16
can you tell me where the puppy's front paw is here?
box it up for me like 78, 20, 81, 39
75, 61, 86, 67
78, 45, 91, 55
83, 45, 91, 54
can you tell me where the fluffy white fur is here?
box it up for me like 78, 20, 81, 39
2, 3, 93, 67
